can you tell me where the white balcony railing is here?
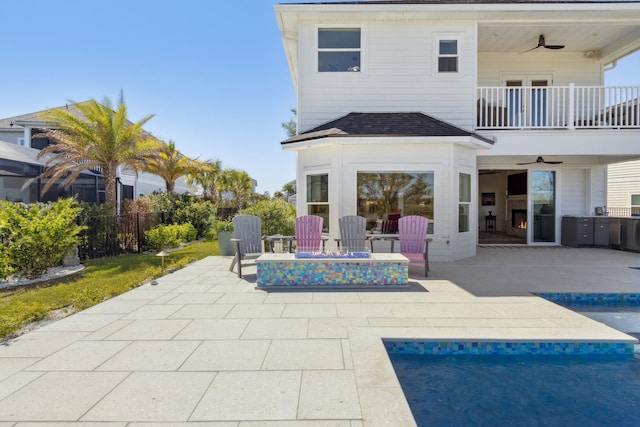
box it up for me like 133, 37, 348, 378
477, 85, 640, 130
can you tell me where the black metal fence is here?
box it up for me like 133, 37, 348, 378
604, 207, 640, 217
76, 208, 238, 260
77, 212, 167, 259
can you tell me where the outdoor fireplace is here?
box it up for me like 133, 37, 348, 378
512, 209, 528, 229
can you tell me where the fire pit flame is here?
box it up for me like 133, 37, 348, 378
295, 249, 371, 259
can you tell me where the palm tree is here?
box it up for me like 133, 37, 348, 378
282, 182, 296, 199
36, 92, 156, 208
145, 140, 201, 193
219, 169, 253, 211
186, 159, 223, 204
281, 108, 297, 138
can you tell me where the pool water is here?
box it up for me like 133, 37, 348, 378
389, 352, 640, 427
538, 293, 640, 339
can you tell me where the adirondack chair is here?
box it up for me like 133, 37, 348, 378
336, 215, 367, 252
295, 215, 325, 252
398, 215, 431, 277
229, 214, 264, 278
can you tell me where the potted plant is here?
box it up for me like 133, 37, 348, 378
216, 219, 235, 256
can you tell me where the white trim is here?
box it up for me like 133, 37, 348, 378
458, 171, 472, 234
303, 171, 330, 220
282, 135, 494, 152
433, 32, 463, 78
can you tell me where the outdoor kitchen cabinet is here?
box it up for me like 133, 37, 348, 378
561, 216, 594, 247
593, 217, 610, 246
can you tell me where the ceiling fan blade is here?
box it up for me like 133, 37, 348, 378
518, 45, 540, 55
517, 156, 563, 165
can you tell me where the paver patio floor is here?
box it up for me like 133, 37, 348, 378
1, 247, 638, 425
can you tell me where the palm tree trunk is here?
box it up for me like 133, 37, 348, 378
103, 169, 117, 207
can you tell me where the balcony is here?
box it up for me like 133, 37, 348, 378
477, 85, 640, 130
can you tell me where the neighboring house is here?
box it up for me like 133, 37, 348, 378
0, 105, 191, 204
275, 0, 640, 261
608, 160, 640, 216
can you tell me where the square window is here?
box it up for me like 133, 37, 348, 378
318, 28, 361, 72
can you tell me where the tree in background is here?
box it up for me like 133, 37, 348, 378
145, 140, 203, 193
219, 169, 253, 211
282, 182, 296, 199
37, 92, 157, 208
281, 108, 297, 138
239, 199, 296, 236
187, 159, 223, 205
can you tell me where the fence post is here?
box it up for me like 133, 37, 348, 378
568, 83, 575, 130
136, 212, 142, 253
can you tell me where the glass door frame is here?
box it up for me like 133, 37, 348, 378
502, 74, 552, 127
528, 170, 557, 244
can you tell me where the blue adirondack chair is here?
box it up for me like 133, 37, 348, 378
229, 215, 264, 278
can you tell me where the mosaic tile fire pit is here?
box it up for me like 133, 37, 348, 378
256, 253, 409, 287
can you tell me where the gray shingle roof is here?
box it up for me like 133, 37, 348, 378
282, 112, 493, 144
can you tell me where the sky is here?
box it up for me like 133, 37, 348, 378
1, 0, 639, 195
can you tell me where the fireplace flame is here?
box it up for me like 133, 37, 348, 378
517, 220, 527, 229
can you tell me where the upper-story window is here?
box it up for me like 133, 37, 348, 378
318, 28, 361, 72
438, 39, 458, 73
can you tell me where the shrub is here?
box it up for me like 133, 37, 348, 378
0, 242, 13, 279
144, 222, 197, 252
0, 199, 84, 279
144, 224, 181, 252
239, 199, 296, 236
145, 192, 215, 238
178, 223, 198, 242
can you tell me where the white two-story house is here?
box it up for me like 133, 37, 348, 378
275, 0, 640, 261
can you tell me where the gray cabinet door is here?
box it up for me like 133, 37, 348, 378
594, 217, 609, 246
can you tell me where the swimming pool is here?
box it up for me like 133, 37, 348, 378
385, 295, 640, 426
388, 350, 640, 427
538, 293, 640, 339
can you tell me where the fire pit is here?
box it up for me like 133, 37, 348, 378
256, 253, 408, 287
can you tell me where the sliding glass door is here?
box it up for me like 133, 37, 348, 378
531, 171, 556, 243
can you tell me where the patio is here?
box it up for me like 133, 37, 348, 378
0, 247, 638, 425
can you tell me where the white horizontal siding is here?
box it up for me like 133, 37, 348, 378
0, 131, 22, 146
478, 52, 602, 87
560, 169, 587, 216
608, 160, 640, 208
298, 19, 476, 132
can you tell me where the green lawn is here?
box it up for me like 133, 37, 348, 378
0, 240, 219, 340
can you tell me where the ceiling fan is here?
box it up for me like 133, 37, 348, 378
517, 156, 563, 165
519, 35, 565, 54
